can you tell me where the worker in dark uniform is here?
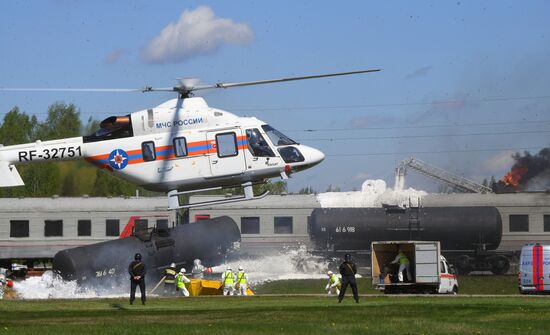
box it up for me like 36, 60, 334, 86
163, 262, 177, 295
128, 253, 146, 305
338, 253, 359, 303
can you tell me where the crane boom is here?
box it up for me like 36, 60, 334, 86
396, 157, 493, 194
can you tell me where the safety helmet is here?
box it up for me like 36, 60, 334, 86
238, 265, 244, 271
344, 253, 352, 262
327, 270, 333, 276
180, 268, 186, 273
170, 263, 176, 268
134, 253, 142, 261
227, 266, 232, 270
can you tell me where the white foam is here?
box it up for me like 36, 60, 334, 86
13, 248, 331, 298
213, 247, 330, 285
317, 179, 427, 208
13, 271, 128, 299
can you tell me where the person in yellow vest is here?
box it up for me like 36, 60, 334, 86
175, 268, 191, 297
235, 265, 249, 296
391, 248, 412, 282
163, 262, 177, 295
325, 270, 341, 295
221, 266, 235, 296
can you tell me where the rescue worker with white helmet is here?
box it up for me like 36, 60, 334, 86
325, 270, 341, 295
390, 248, 412, 282
221, 266, 235, 296
175, 268, 191, 297
235, 265, 249, 296
163, 262, 177, 295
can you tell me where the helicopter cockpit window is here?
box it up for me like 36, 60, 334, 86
141, 141, 156, 162
216, 132, 238, 158
83, 115, 134, 143
173, 137, 188, 157
278, 146, 305, 163
261, 125, 297, 146
246, 128, 275, 157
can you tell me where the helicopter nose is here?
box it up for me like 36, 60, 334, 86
300, 145, 325, 167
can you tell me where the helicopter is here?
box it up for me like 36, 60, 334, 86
0, 70, 380, 209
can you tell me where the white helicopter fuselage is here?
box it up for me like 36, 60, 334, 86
0, 97, 324, 196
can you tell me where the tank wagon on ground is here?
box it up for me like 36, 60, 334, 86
53, 216, 240, 287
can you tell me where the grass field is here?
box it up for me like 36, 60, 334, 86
254, 276, 520, 295
1, 276, 548, 335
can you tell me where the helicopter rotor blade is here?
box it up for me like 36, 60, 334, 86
194, 69, 381, 91
0, 69, 381, 96
0, 88, 143, 92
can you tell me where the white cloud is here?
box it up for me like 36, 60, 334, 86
141, 6, 254, 64
105, 48, 127, 64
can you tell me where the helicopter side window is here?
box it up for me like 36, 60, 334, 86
141, 141, 156, 162
173, 137, 188, 157
215, 132, 238, 158
246, 128, 275, 157
261, 125, 297, 146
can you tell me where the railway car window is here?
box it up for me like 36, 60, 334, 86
274, 216, 293, 234
173, 137, 188, 157
509, 214, 529, 232
106, 219, 120, 236
544, 215, 550, 232
10, 220, 29, 238
141, 141, 156, 161
134, 219, 148, 233
44, 220, 63, 237
156, 219, 169, 229
241, 217, 260, 234
77, 220, 91, 236
216, 132, 238, 158
441, 261, 447, 273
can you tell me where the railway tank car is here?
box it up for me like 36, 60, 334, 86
310, 206, 509, 274
53, 216, 240, 287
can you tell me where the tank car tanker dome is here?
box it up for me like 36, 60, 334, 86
310, 207, 502, 252
53, 216, 240, 285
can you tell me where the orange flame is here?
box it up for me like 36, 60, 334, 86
501, 166, 528, 187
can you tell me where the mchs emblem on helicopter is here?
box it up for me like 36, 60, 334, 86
108, 149, 129, 170
0, 69, 380, 209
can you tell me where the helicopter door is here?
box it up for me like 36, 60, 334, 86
206, 130, 246, 177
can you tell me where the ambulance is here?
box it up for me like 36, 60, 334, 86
518, 244, 550, 294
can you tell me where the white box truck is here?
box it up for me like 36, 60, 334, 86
518, 243, 550, 294
371, 241, 458, 294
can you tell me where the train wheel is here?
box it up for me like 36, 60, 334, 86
490, 256, 510, 275
455, 255, 472, 275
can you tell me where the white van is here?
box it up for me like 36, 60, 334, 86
519, 244, 550, 294
372, 241, 458, 294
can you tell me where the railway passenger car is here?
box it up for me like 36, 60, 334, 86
0, 196, 175, 268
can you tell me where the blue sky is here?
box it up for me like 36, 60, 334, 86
1, 1, 549, 193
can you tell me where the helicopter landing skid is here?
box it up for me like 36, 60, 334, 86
167, 182, 269, 210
